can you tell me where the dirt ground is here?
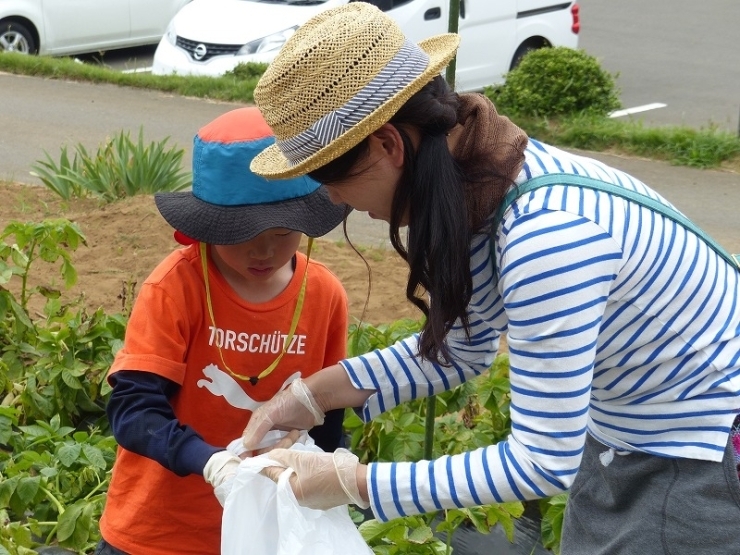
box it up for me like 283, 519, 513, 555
0, 181, 419, 326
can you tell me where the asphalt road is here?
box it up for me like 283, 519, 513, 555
578, 0, 740, 133
1, 72, 739, 251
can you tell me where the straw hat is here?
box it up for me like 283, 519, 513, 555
155, 107, 346, 245
250, 2, 460, 179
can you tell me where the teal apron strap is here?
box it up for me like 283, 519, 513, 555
491, 173, 740, 275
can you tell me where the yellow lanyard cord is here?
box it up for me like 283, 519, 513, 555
199, 238, 313, 385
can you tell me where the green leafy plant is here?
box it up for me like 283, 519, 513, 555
1, 218, 124, 554
0, 410, 116, 553
539, 494, 568, 554
0, 215, 569, 553
0, 220, 122, 429
344, 320, 547, 554
0, 220, 85, 311
347, 318, 423, 359
30, 129, 191, 202
359, 514, 449, 554
489, 46, 621, 117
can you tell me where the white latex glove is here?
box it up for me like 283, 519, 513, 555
203, 450, 241, 489
263, 448, 370, 511
242, 378, 325, 451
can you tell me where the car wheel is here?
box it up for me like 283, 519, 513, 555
510, 43, 540, 71
0, 19, 37, 54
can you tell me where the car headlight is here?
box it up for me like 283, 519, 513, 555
165, 21, 177, 46
237, 26, 298, 56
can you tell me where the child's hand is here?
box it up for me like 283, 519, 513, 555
203, 451, 241, 488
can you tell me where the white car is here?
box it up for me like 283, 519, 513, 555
153, 0, 580, 92
0, 0, 191, 56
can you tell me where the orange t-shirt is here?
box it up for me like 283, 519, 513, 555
99, 244, 348, 555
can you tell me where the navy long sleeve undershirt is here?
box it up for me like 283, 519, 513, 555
107, 370, 344, 477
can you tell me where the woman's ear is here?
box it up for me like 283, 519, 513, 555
368, 124, 405, 168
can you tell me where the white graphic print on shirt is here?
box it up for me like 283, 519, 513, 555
197, 364, 301, 410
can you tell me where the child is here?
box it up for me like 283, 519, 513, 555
95, 107, 349, 555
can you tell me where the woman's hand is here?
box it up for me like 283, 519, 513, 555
254, 429, 302, 456
242, 367, 376, 452
262, 448, 370, 510
242, 378, 326, 451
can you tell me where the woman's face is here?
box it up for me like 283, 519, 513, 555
323, 124, 407, 225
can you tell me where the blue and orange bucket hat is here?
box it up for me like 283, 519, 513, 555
154, 107, 347, 245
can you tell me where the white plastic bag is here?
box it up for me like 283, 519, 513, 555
221, 443, 372, 555
213, 430, 312, 507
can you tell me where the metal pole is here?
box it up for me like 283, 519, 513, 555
424, 0, 461, 461
444, 0, 460, 90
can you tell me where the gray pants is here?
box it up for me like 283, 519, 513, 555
561, 433, 740, 554
93, 540, 128, 555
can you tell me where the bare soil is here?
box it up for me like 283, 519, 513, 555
1, 182, 418, 326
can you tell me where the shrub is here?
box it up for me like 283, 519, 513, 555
223, 62, 268, 80
489, 46, 621, 118
31, 129, 191, 202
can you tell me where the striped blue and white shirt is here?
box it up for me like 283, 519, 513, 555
341, 139, 740, 521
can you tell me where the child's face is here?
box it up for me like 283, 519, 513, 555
211, 228, 302, 286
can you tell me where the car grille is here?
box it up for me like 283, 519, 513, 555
176, 36, 242, 62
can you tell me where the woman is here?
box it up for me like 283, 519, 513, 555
242, 4, 740, 553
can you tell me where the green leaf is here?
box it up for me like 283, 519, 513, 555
28, 391, 54, 418
540, 494, 568, 552
0, 265, 12, 285
4, 521, 33, 549
61, 370, 83, 390
0, 414, 14, 444
49, 413, 61, 431
56, 501, 83, 542
56, 426, 76, 438
359, 519, 399, 542
61, 258, 78, 289
0, 476, 20, 507
9, 297, 34, 329
407, 525, 434, 544
60, 499, 95, 549
57, 443, 82, 467
16, 476, 41, 505
465, 508, 490, 534
18, 424, 49, 439
82, 444, 107, 469
74, 390, 105, 413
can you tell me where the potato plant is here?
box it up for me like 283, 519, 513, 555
1, 221, 121, 554
346, 321, 564, 554
0, 219, 565, 554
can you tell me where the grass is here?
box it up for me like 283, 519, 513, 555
2, 50, 739, 170
510, 113, 740, 169
0, 51, 261, 103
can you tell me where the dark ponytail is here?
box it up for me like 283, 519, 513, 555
310, 76, 478, 364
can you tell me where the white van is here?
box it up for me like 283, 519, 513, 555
152, 0, 580, 91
